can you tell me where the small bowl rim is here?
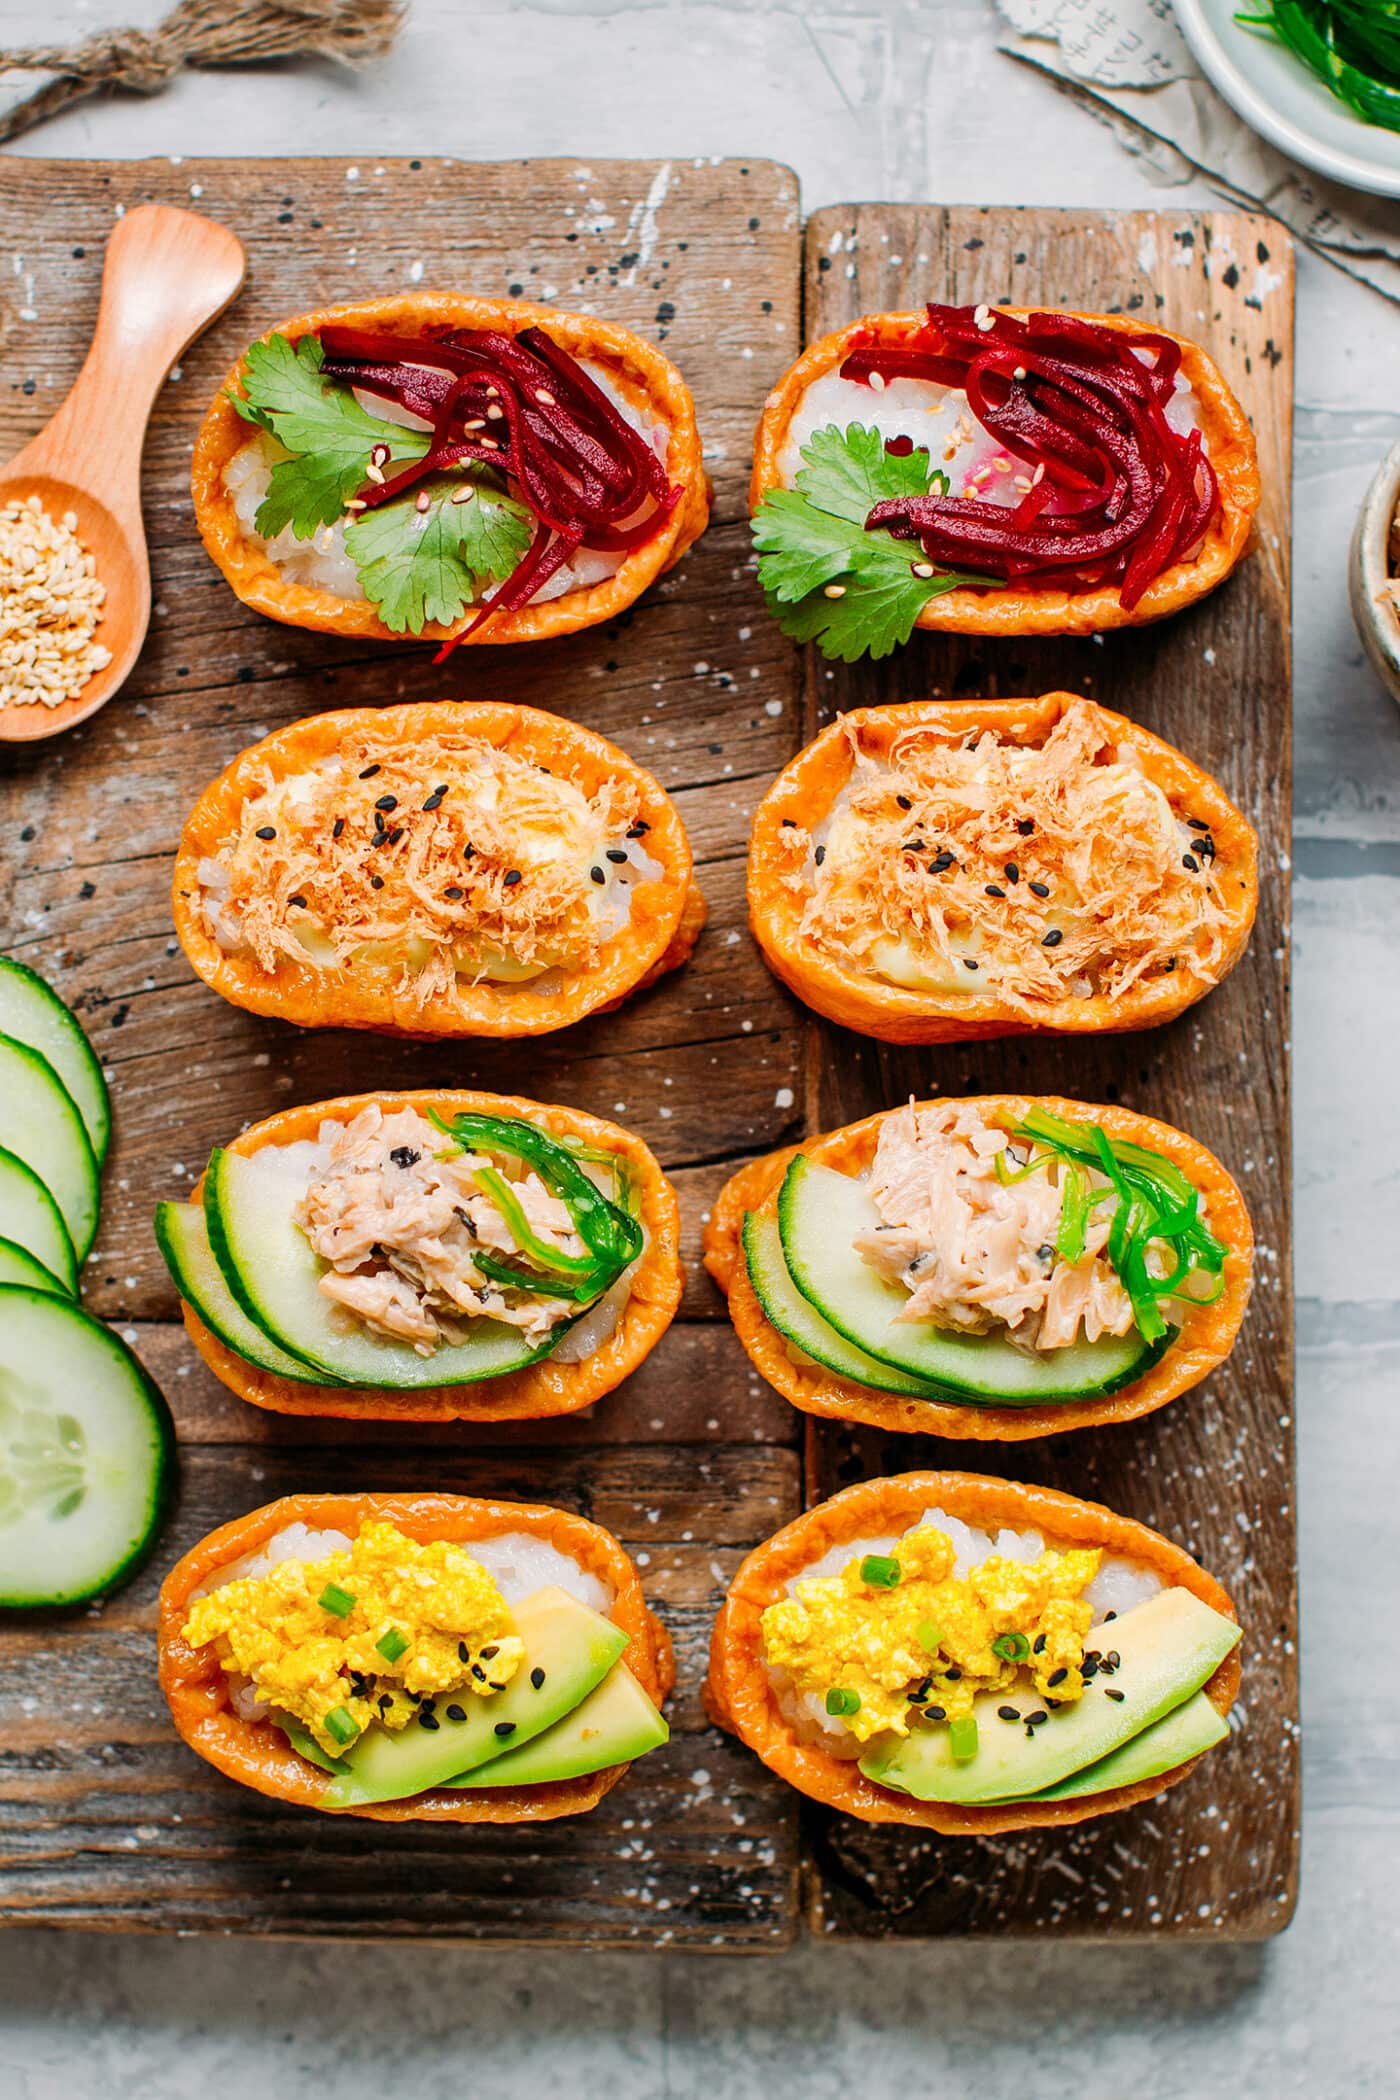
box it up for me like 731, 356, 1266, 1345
1349, 436, 1400, 707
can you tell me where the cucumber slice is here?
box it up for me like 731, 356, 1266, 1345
205, 1146, 574, 1390
777, 1154, 1166, 1406
0, 959, 109, 1163
0, 1038, 100, 1265
743, 1209, 941, 1397
154, 1199, 345, 1386
0, 1286, 175, 1607
0, 1148, 76, 1293
0, 1236, 68, 1296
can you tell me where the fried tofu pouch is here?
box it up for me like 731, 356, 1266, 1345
705, 1470, 1240, 1834
193, 295, 711, 645
746, 694, 1258, 1045
750, 308, 1259, 635
703, 1095, 1252, 1442
160, 1492, 674, 1823
182, 1089, 682, 1424
173, 701, 706, 1039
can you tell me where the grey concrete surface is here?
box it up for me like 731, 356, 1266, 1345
0, 2, 1396, 2093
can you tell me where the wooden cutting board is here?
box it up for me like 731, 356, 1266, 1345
0, 162, 1295, 1946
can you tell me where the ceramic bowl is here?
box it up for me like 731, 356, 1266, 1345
1348, 437, 1400, 707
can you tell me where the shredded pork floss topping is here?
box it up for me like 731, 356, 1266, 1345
855, 1102, 1135, 1353
201, 729, 640, 1006
786, 700, 1231, 1012
297, 1105, 585, 1353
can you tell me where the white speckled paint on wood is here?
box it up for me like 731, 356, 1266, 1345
0, 0, 1395, 2092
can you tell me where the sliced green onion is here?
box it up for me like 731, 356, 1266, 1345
825, 1687, 861, 1717
948, 1715, 979, 1762
916, 1618, 943, 1652
993, 1632, 1031, 1662
375, 1627, 409, 1663
318, 1583, 356, 1619
323, 1704, 361, 1746
860, 1554, 901, 1589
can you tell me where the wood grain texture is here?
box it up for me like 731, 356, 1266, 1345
0, 155, 806, 1948
796, 204, 1296, 1942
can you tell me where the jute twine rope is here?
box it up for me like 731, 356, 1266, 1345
0, 0, 405, 146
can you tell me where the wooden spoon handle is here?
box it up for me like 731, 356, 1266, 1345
40, 205, 246, 528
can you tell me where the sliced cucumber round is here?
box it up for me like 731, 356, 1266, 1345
0, 1147, 77, 1294
205, 1146, 573, 1390
776, 1154, 1167, 1406
0, 1038, 100, 1265
743, 1209, 941, 1397
0, 959, 110, 1164
155, 1199, 345, 1387
0, 1236, 68, 1297
0, 1286, 175, 1607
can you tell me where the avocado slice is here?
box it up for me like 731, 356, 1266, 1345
1027, 1688, 1229, 1802
451, 1661, 668, 1788
320, 1586, 629, 1809
859, 1588, 1240, 1805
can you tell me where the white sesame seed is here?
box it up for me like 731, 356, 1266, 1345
414, 490, 432, 513
868, 370, 887, 391
822, 584, 847, 599
911, 561, 936, 579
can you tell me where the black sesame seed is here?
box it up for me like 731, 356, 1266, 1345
985, 884, 1005, 899
481, 1646, 499, 1660
1188, 816, 1210, 830
1104, 1612, 1117, 1622
590, 865, 606, 884
626, 821, 650, 838
358, 764, 381, 779
1165, 956, 1177, 972
471, 1664, 487, 1682
444, 885, 464, 900
419, 1710, 440, 1730
458, 1642, 471, 1663
494, 1721, 517, 1738
463, 842, 476, 860
1017, 817, 1034, 835
606, 848, 629, 864
814, 844, 827, 866
445, 1704, 466, 1723
1037, 1243, 1055, 1265
997, 1705, 1021, 1722
1029, 880, 1050, 898
1104, 1687, 1125, 1702
1182, 852, 1199, 872
288, 894, 306, 908
1033, 1633, 1047, 1654
925, 1704, 946, 1720
255, 825, 276, 841
530, 1667, 546, 1690
963, 958, 980, 971
488, 1682, 507, 1693
378, 1693, 392, 1712
386, 827, 404, 846
904, 839, 925, 853
1106, 1651, 1121, 1670
780, 817, 796, 828
332, 817, 345, 839
1005, 862, 1020, 883
504, 869, 523, 887
944, 1666, 962, 1682
1026, 1710, 1048, 1727
929, 850, 955, 874
896, 794, 912, 810
370, 875, 384, 891
374, 794, 398, 812
1082, 1656, 1099, 1678
421, 787, 448, 811
389, 1146, 421, 1169
1042, 928, 1063, 948
1047, 1667, 1068, 1687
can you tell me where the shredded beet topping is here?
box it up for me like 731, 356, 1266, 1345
319, 324, 682, 649
842, 305, 1218, 610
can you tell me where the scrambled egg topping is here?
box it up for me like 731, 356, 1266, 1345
761, 1525, 1101, 1743
182, 1522, 525, 1755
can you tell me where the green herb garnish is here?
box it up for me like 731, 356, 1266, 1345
375, 1627, 410, 1663
318, 1583, 356, 1619
1238, 3, 1400, 133
752, 423, 1002, 661
860, 1553, 902, 1589
948, 1714, 979, 1762
323, 1704, 361, 1746
993, 1632, 1031, 1662
232, 331, 532, 633
825, 1687, 862, 1717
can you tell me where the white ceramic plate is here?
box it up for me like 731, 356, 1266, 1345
1173, 0, 1400, 197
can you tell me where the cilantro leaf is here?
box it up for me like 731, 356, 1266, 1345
346, 471, 533, 635
752, 421, 998, 662
234, 333, 430, 541
792, 420, 947, 523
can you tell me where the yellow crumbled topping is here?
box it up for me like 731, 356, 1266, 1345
786, 700, 1231, 1012
201, 730, 640, 1002
182, 1521, 524, 1754
0, 495, 110, 711
761, 1525, 1101, 1743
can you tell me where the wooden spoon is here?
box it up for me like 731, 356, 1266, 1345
0, 204, 246, 744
